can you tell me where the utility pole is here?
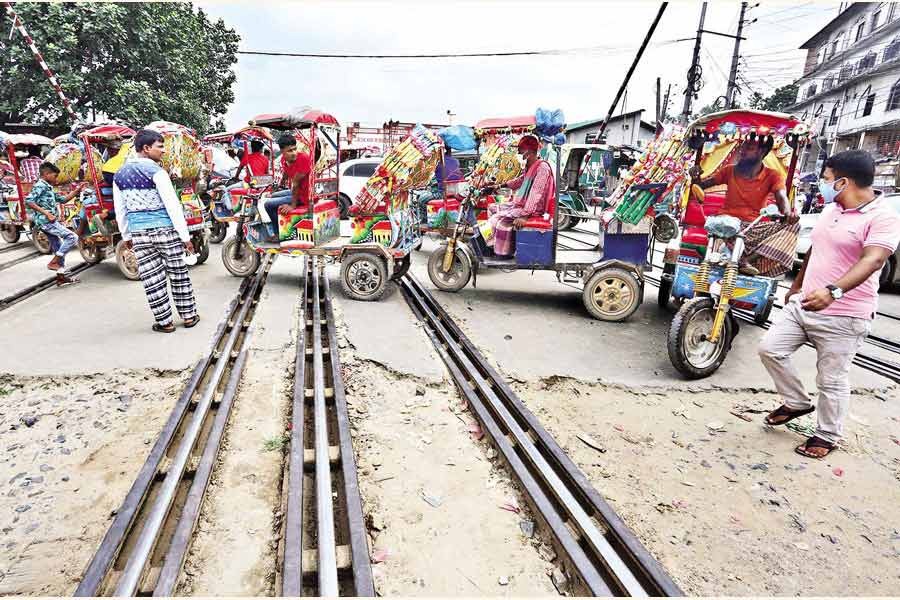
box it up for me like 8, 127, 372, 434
595, 2, 668, 142
681, 2, 707, 122
655, 76, 662, 124
662, 83, 672, 121
725, 2, 748, 108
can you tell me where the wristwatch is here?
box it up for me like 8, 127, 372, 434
826, 284, 843, 300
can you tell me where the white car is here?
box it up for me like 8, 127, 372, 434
338, 158, 381, 219
795, 192, 899, 290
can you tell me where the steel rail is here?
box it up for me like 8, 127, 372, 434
0, 241, 28, 255
280, 257, 373, 597
399, 273, 681, 597
0, 261, 95, 311
311, 256, 339, 595
75, 257, 272, 596
0, 249, 40, 272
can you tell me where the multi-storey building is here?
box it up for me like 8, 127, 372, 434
789, 2, 900, 188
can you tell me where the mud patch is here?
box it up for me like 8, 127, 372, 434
0, 369, 184, 595
516, 376, 900, 595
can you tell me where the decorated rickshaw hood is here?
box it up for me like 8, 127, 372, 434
202, 126, 274, 144
0, 131, 54, 148
80, 124, 137, 142
687, 109, 811, 138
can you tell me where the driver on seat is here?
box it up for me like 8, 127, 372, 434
263, 134, 314, 242
693, 137, 799, 277
485, 134, 555, 257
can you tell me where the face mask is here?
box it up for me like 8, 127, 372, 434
819, 178, 846, 204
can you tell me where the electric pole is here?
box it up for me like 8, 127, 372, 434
662, 83, 672, 121
681, 2, 707, 122
725, 2, 748, 108
656, 77, 662, 125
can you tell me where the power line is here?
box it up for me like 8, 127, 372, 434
236, 39, 690, 60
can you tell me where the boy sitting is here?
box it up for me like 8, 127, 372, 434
25, 162, 83, 286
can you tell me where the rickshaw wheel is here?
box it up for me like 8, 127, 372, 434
31, 228, 51, 254
582, 267, 640, 322
657, 264, 675, 310
221, 236, 260, 278
78, 239, 104, 264
558, 213, 578, 231
1, 225, 19, 244
209, 221, 227, 244
667, 296, 733, 379
390, 254, 411, 281
116, 240, 141, 280
340, 252, 388, 301
194, 236, 210, 265
427, 244, 471, 292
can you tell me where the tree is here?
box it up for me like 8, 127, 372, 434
748, 84, 800, 113
0, 3, 239, 134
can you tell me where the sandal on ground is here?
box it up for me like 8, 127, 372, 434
794, 435, 836, 459
152, 323, 176, 333
764, 404, 815, 426
183, 315, 201, 328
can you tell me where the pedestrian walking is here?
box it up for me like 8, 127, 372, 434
113, 129, 200, 333
758, 150, 900, 458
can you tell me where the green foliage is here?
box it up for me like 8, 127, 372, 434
262, 434, 290, 452
0, 3, 240, 133
748, 84, 800, 113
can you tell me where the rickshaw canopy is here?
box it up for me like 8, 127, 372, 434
81, 124, 136, 142
474, 115, 536, 134
687, 109, 811, 138
203, 126, 273, 144
0, 132, 54, 147
250, 110, 339, 129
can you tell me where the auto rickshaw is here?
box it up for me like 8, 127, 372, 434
541, 143, 613, 230
221, 110, 420, 301
78, 122, 211, 279
427, 111, 653, 322
0, 131, 56, 252
201, 126, 275, 244
658, 109, 811, 378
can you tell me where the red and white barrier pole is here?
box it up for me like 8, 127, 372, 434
3, 1, 77, 122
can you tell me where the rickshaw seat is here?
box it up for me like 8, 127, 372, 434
314, 199, 338, 213
522, 217, 552, 230
285, 204, 310, 216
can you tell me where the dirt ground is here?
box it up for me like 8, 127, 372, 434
0, 369, 184, 595
515, 377, 900, 596
337, 305, 559, 596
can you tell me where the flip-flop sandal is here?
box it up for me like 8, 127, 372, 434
152, 323, 176, 333
183, 316, 201, 328
764, 404, 815, 426
794, 435, 835, 459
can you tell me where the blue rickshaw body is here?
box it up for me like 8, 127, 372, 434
672, 263, 778, 318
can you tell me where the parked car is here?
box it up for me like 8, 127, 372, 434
795, 191, 899, 290
338, 157, 381, 219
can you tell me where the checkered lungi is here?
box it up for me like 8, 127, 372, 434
741, 220, 800, 277
131, 227, 198, 327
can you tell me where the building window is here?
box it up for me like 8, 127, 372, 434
885, 37, 900, 62
838, 63, 854, 82
824, 74, 836, 91
889, 80, 900, 111
806, 83, 818, 99
857, 51, 877, 74
829, 103, 840, 126
856, 86, 876, 118
817, 47, 826, 64
873, 6, 883, 31
854, 20, 866, 42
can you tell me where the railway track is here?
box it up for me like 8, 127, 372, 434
0, 249, 40, 273
279, 256, 373, 596
0, 241, 29, 255
0, 261, 95, 312
399, 272, 682, 597
75, 257, 272, 596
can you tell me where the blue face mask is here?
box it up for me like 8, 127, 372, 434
819, 178, 847, 204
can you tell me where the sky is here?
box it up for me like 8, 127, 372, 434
197, 0, 840, 131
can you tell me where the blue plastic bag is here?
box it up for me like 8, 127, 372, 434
535, 108, 566, 137
438, 125, 477, 152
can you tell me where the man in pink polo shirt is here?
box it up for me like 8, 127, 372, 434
758, 150, 900, 459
